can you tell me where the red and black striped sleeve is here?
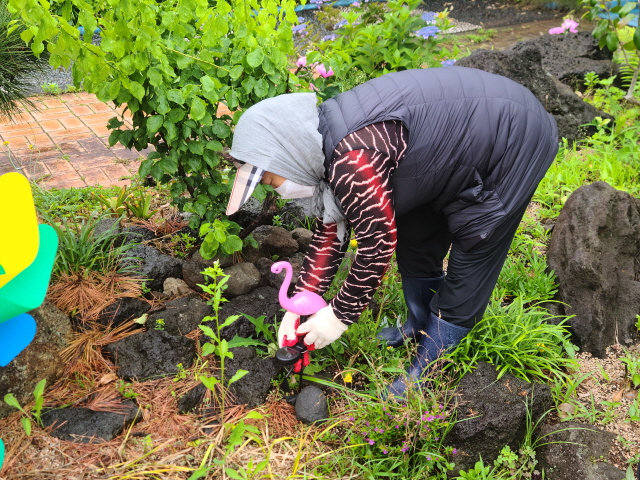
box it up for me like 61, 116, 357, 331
296, 121, 408, 323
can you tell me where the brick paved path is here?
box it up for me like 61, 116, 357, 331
0, 92, 150, 189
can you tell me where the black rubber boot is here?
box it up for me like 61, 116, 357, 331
386, 313, 471, 399
376, 275, 444, 347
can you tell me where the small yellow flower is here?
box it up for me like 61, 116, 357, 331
29, 144, 34, 149
2, 141, 9, 146
343, 372, 353, 383
350, 239, 358, 249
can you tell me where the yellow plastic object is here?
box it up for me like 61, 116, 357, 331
0, 172, 39, 288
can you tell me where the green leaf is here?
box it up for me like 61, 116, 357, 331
619, 1, 637, 14
200, 375, 219, 392
227, 369, 249, 386
241, 76, 256, 93
4, 393, 23, 411
190, 96, 207, 121
605, 31, 619, 51
148, 68, 163, 87
634, 26, 640, 50
129, 81, 145, 101
188, 467, 212, 480
147, 115, 164, 134
21, 417, 31, 436
218, 314, 241, 330
201, 75, 216, 91
200, 238, 219, 259
223, 235, 243, 254
244, 411, 264, 420
246, 48, 264, 68
107, 117, 124, 129
108, 80, 121, 100
203, 150, 220, 168
206, 140, 223, 151
188, 140, 204, 155
202, 342, 216, 356
224, 468, 244, 480
230, 64, 244, 80
227, 336, 267, 348
200, 324, 216, 339
108, 130, 121, 147
163, 120, 178, 142
167, 89, 185, 105
253, 78, 268, 98
33, 379, 46, 400
211, 120, 231, 138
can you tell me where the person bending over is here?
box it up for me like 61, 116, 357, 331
225, 67, 558, 396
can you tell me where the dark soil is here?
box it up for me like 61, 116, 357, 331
422, 0, 562, 29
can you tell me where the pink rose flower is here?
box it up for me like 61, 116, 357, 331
315, 64, 334, 78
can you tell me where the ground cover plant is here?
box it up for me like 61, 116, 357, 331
3, 3, 640, 479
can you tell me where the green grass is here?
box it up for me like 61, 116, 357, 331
41, 211, 140, 277
33, 184, 123, 219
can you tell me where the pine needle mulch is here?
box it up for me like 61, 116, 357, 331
0, 318, 335, 480
48, 271, 144, 322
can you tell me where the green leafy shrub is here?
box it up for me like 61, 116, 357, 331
0, 0, 49, 120
9, 0, 302, 229
304, 0, 458, 93
583, 0, 640, 104
199, 218, 257, 259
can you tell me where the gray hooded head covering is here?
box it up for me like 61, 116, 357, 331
229, 93, 347, 241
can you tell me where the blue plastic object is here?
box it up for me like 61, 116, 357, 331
0, 314, 37, 367
596, 0, 639, 27
0, 438, 4, 470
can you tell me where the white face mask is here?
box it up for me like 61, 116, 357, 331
274, 180, 315, 199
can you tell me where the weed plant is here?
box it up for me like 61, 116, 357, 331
33, 185, 121, 219
496, 244, 557, 304
312, 362, 457, 478
447, 298, 577, 384
534, 131, 640, 218
3, 379, 46, 436
41, 212, 139, 278
199, 264, 250, 419
533, 80, 640, 218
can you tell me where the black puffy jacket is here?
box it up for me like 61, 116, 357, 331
317, 67, 558, 241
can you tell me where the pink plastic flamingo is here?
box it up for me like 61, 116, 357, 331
271, 261, 327, 315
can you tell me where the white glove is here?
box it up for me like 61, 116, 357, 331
278, 311, 300, 348
296, 305, 348, 350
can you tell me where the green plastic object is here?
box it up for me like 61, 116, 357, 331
0, 224, 58, 325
